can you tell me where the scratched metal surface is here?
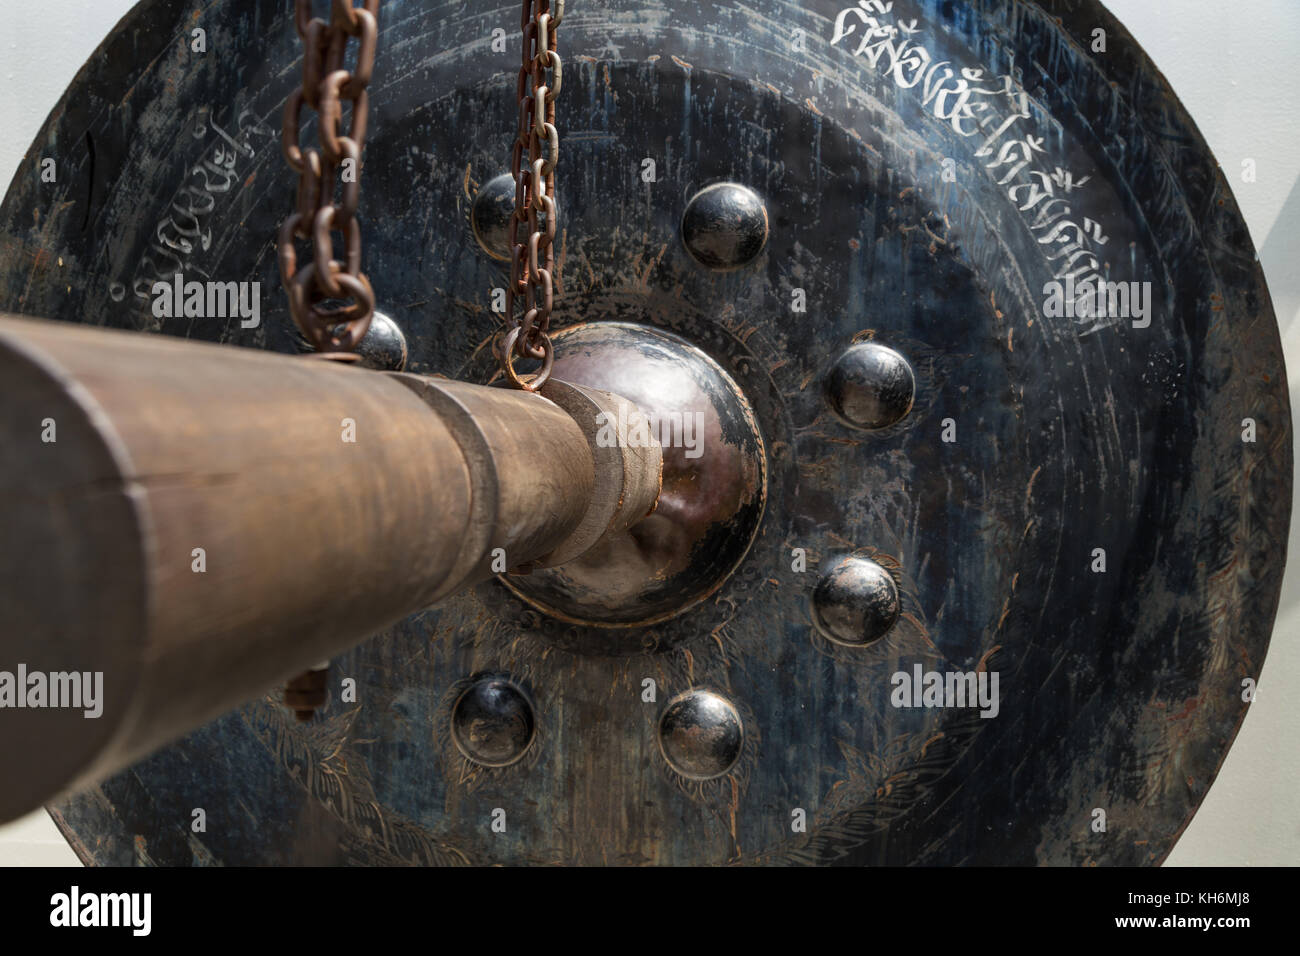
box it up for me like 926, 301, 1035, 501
0, 0, 1289, 865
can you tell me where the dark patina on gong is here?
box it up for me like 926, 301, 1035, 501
0, 0, 1289, 866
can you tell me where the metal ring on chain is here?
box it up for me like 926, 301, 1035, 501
281, 89, 307, 171
500, 327, 554, 391
277, 213, 305, 286
311, 206, 363, 297
287, 262, 375, 352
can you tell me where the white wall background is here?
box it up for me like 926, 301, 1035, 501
0, 0, 1296, 866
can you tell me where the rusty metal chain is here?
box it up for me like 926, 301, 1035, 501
497, 0, 564, 391
278, 0, 380, 358
277, 2, 382, 717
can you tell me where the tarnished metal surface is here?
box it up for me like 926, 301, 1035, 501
0, 0, 1289, 865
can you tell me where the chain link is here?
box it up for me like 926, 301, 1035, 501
497, 0, 564, 391
279, 0, 381, 356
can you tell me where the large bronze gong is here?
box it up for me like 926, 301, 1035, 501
0, 0, 1289, 865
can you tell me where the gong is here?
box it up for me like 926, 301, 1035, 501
0, 0, 1289, 866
